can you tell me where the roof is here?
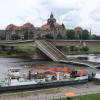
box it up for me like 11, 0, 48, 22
41, 24, 50, 30
40, 22, 60, 30
6, 24, 18, 30
54, 22, 60, 26
74, 26, 83, 32
6, 22, 34, 30
21, 22, 34, 29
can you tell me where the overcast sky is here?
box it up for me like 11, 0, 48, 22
0, 0, 100, 34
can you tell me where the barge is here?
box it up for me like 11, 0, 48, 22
0, 66, 88, 93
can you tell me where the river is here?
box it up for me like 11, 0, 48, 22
0, 54, 100, 79
68, 54, 100, 63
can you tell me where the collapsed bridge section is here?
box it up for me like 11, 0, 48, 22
35, 40, 66, 61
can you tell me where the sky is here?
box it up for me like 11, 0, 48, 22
0, 0, 100, 35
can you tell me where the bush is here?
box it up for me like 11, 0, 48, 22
80, 46, 89, 52
56, 34, 63, 39
74, 46, 79, 52
62, 46, 69, 53
69, 46, 75, 51
45, 34, 53, 39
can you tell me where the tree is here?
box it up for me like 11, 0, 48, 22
69, 46, 75, 51
45, 34, 53, 39
80, 46, 89, 52
92, 34, 100, 40
1, 45, 6, 51
81, 29, 90, 40
76, 31, 82, 40
66, 30, 76, 39
63, 46, 69, 53
56, 33, 63, 39
74, 46, 79, 52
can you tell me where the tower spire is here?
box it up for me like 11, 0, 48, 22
47, 13, 56, 25
50, 12, 53, 18
89, 29, 92, 39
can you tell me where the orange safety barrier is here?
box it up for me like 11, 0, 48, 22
31, 67, 72, 73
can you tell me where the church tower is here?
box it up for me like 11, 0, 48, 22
47, 13, 56, 29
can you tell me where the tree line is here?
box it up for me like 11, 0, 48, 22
45, 29, 100, 40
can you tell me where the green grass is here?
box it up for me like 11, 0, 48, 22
0, 47, 36, 57
55, 93, 100, 100
88, 45, 100, 52
64, 45, 100, 55
16, 47, 36, 55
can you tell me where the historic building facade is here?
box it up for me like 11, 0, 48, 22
5, 13, 66, 40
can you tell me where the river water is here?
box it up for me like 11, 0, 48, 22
68, 54, 100, 63
0, 54, 100, 79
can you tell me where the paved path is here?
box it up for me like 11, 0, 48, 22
0, 82, 100, 100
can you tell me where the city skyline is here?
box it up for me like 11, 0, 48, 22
0, 0, 100, 34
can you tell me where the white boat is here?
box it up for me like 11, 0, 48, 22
0, 66, 89, 92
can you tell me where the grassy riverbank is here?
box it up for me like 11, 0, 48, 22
0, 47, 36, 58
0, 45, 100, 58
64, 45, 100, 55
56, 93, 100, 100
88, 45, 100, 53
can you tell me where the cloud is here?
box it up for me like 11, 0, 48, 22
59, 10, 81, 28
0, 0, 100, 34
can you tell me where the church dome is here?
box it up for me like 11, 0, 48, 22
6, 24, 18, 30
74, 27, 83, 32
21, 22, 34, 30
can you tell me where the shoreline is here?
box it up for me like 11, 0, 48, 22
0, 82, 100, 100
0, 52, 99, 58
66, 51, 100, 55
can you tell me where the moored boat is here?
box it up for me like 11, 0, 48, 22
0, 66, 88, 93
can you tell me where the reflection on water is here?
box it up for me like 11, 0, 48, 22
0, 55, 100, 78
77, 57, 88, 60
77, 54, 100, 63
88, 54, 100, 63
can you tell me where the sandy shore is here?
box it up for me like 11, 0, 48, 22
0, 82, 100, 100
